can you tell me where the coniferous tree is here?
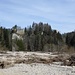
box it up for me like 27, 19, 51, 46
23, 22, 64, 52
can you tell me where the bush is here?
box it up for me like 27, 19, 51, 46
16, 39, 25, 51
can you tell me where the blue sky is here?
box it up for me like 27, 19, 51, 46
0, 0, 75, 33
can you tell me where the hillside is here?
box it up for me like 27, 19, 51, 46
0, 22, 75, 53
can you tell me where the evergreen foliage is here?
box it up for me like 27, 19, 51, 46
15, 39, 25, 51
66, 31, 75, 47
0, 27, 11, 50
23, 22, 63, 51
1, 22, 75, 52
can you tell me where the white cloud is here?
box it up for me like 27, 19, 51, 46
0, 0, 75, 33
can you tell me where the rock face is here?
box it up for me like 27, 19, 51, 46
12, 28, 24, 51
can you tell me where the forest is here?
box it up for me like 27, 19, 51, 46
0, 22, 75, 52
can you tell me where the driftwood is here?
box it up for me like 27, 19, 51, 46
0, 62, 4, 69
64, 55, 75, 66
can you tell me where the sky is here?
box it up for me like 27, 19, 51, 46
0, 0, 75, 33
